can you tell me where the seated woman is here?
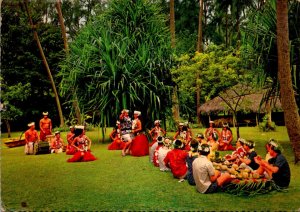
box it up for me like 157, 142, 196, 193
108, 121, 125, 150
66, 126, 76, 155
67, 126, 97, 162
218, 123, 235, 151
205, 121, 221, 143
207, 133, 219, 161
51, 131, 65, 154
224, 138, 247, 165
186, 139, 199, 185
129, 111, 149, 157
173, 123, 191, 151
164, 139, 188, 182
149, 120, 166, 147
254, 139, 291, 188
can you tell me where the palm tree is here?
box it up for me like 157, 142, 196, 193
276, 0, 300, 163
24, 0, 64, 127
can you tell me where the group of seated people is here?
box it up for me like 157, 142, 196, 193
147, 121, 291, 194
24, 120, 96, 162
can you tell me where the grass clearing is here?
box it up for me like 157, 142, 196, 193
1, 126, 300, 210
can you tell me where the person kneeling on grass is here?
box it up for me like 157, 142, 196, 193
67, 126, 97, 162
253, 139, 290, 188
24, 122, 39, 155
51, 131, 65, 154
164, 139, 188, 182
193, 144, 233, 194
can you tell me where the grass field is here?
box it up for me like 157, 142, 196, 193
1, 127, 300, 211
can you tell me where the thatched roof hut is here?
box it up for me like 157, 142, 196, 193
200, 92, 282, 114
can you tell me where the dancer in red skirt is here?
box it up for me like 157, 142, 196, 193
129, 111, 149, 157
108, 121, 125, 150
67, 126, 97, 162
66, 126, 76, 155
149, 120, 166, 147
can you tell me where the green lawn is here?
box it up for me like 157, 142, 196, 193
1, 127, 300, 211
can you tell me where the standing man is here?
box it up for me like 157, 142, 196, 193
39, 111, 52, 141
25, 122, 39, 154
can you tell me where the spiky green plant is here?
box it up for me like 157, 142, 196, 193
59, 0, 174, 130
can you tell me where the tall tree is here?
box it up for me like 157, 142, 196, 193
24, 0, 64, 127
196, 0, 204, 124
55, 0, 82, 124
170, 0, 175, 48
276, 0, 300, 164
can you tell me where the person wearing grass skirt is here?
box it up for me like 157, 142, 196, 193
51, 131, 65, 154
67, 126, 96, 162
129, 111, 149, 157
66, 126, 76, 155
108, 121, 125, 150
149, 120, 166, 147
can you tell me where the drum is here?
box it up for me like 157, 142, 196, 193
33, 141, 50, 155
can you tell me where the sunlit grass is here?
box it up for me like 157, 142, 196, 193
1, 126, 300, 211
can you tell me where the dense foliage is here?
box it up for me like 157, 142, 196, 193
59, 0, 174, 128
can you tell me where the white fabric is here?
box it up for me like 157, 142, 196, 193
192, 155, 215, 193
158, 147, 171, 171
25, 142, 34, 154
149, 142, 158, 163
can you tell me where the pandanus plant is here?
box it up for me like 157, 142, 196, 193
59, 0, 174, 133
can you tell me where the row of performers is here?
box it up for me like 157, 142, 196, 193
108, 117, 235, 154
24, 122, 97, 162
148, 136, 290, 194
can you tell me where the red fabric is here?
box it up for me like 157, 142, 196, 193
25, 129, 39, 143
66, 145, 77, 155
108, 138, 126, 150
40, 129, 51, 141
184, 144, 191, 151
130, 134, 149, 157
164, 149, 188, 178
153, 145, 163, 167
67, 150, 97, 162
219, 144, 236, 151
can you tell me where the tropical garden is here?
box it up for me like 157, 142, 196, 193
1, 0, 300, 210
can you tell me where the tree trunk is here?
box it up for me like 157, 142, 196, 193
172, 86, 180, 121
276, 0, 300, 164
233, 112, 240, 139
55, 0, 82, 124
24, 0, 65, 127
5, 120, 11, 138
197, 0, 204, 52
170, 0, 175, 48
55, 0, 69, 52
225, 14, 228, 48
196, 80, 201, 124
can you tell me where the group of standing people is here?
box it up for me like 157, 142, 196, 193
108, 109, 149, 157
